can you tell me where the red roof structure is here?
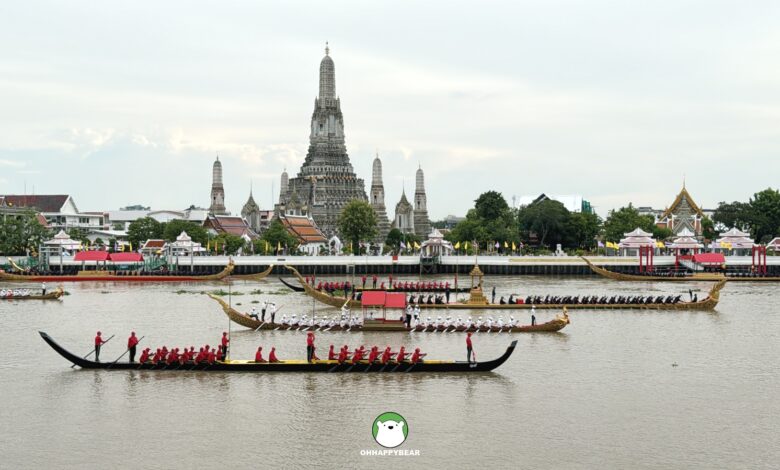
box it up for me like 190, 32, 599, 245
0, 195, 69, 212
141, 239, 166, 249
203, 215, 258, 239
279, 214, 327, 244
74, 251, 110, 261
692, 253, 725, 265
109, 252, 144, 262
361, 291, 386, 306
385, 293, 407, 308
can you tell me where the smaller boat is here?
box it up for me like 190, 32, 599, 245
208, 294, 570, 333
0, 262, 234, 283
278, 277, 305, 292
39, 331, 516, 373
581, 256, 780, 282
0, 287, 65, 301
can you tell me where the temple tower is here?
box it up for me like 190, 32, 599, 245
413, 165, 431, 237
241, 182, 262, 232
276, 43, 367, 237
393, 189, 415, 235
279, 168, 289, 204
209, 156, 228, 215
370, 152, 391, 243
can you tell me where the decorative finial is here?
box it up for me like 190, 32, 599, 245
216, 155, 219, 161
250, 180, 253, 196
325, 41, 329, 56
683, 173, 686, 189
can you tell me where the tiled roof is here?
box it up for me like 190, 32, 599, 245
1, 195, 69, 212
204, 215, 258, 239
142, 239, 166, 249
279, 214, 327, 244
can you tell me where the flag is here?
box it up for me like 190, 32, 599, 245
512, 241, 516, 251
454, 241, 461, 249
128, 241, 132, 251
414, 241, 420, 249
264, 240, 269, 254
277, 241, 282, 252
503, 241, 508, 248
494, 242, 500, 249
207, 240, 211, 251
400, 241, 407, 249
597, 241, 605, 248
656, 241, 665, 248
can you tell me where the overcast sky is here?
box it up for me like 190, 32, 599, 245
2, 1, 779, 219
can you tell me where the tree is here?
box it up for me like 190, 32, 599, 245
518, 200, 570, 247
163, 220, 207, 245
67, 227, 90, 245
747, 188, 780, 242
0, 210, 50, 255
213, 233, 246, 255
701, 216, 717, 241
713, 201, 750, 231
385, 228, 404, 248
603, 204, 655, 242
127, 217, 164, 248
565, 211, 602, 249
112, 222, 125, 231
448, 192, 518, 249
474, 191, 510, 220
254, 219, 299, 254
337, 200, 378, 253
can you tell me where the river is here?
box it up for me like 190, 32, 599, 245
0, 275, 777, 469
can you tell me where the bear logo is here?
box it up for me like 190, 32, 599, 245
372, 412, 408, 448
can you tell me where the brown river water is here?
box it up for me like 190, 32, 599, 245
0, 275, 777, 469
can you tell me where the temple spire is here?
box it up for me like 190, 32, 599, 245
319, 42, 336, 100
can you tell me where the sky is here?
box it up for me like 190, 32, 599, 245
1, 1, 779, 219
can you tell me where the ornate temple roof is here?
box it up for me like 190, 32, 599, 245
661, 185, 703, 220
395, 190, 413, 213
279, 214, 327, 244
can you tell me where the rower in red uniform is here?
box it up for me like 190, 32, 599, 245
328, 345, 337, 360
367, 346, 379, 363
410, 348, 426, 364
380, 346, 393, 364
215, 347, 223, 362
255, 346, 266, 363
139, 348, 151, 364
94, 331, 107, 362
352, 346, 366, 364
337, 346, 348, 364
207, 348, 216, 364
151, 348, 161, 364
397, 346, 407, 362
269, 347, 279, 363
220, 332, 229, 359
127, 332, 140, 362
466, 332, 474, 363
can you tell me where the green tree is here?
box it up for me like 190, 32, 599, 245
651, 226, 673, 241
337, 200, 378, 253
565, 211, 603, 249
747, 188, 780, 242
127, 217, 164, 248
163, 220, 207, 245
0, 210, 51, 255
385, 228, 405, 248
603, 204, 655, 242
254, 219, 299, 254
448, 192, 518, 249
713, 201, 750, 231
213, 233, 246, 255
701, 216, 717, 241
518, 199, 570, 247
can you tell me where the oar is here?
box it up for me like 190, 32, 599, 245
108, 336, 145, 367
71, 334, 115, 368
254, 322, 266, 332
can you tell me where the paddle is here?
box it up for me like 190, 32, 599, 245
71, 334, 115, 368
108, 335, 145, 367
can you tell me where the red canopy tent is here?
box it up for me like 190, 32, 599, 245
361, 291, 406, 322
74, 251, 110, 262
109, 252, 144, 263
692, 253, 725, 265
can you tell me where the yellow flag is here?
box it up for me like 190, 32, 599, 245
265, 241, 269, 253
464, 242, 470, 250
414, 241, 420, 249
277, 241, 282, 251
512, 242, 516, 251
128, 241, 133, 251
656, 241, 665, 248
503, 241, 508, 248
207, 240, 211, 251
454, 241, 461, 249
